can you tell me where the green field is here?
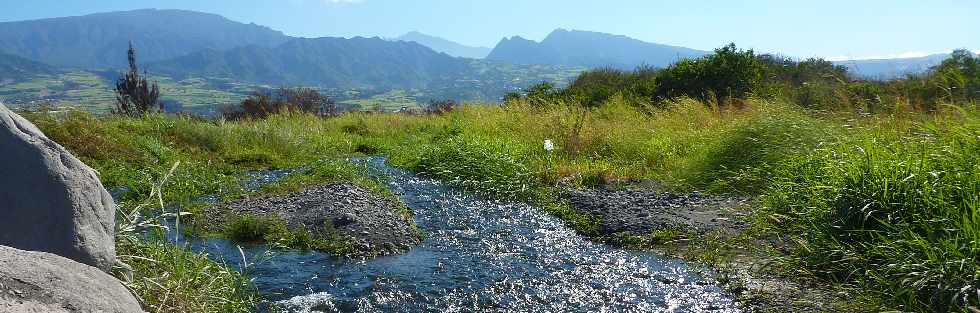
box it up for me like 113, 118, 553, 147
1, 60, 585, 114
0, 71, 260, 113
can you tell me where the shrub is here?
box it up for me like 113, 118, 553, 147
425, 99, 458, 115
656, 43, 764, 104
566, 68, 631, 108
114, 43, 160, 116
505, 82, 561, 107
222, 87, 335, 120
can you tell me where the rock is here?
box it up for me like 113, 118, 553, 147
333, 213, 358, 227
0, 105, 116, 271
0, 245, 143, 313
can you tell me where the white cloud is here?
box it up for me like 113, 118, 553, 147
973, 49, 980, 55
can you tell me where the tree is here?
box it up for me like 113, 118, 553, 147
656, 43, 764, 104
114, 43, 160, 116
279, 87, 336, 116
221, 87, 335, 120
425, 99, 457, 115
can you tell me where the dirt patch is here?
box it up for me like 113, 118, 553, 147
205, 182, 421, 256
560, 186, 868, 312
561, 187, 751, 236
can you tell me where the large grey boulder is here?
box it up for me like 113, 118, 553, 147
0, 104, 116, 271
0, 245, 143, 313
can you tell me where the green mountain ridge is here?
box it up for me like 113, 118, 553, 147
487, 29, 710, 69
0, 9, 290, 69
0, 52, 59, 82
149, 37, 472, 90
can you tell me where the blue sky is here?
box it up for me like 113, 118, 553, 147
1, 0, 977, 60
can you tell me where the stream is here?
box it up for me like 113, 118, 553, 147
167, 157, 739, 312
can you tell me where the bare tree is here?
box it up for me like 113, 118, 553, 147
114, 42, 160, 116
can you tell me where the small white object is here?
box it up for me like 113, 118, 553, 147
543, 139, 554, 152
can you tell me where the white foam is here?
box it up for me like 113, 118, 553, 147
274, 292, 336, 313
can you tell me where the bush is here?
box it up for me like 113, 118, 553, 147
656, 43, 764, 104
425, 99, 458, 115
505, 82, 561, 107
222, 87, 335, 120
566, 68, 631, 108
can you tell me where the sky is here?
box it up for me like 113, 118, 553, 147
1, 0, 977, 60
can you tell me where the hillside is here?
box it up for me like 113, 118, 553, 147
833, 53, 967, 79
395, 31, 492, 59
150, 37, 471, 89
0, 9, 290, 69
0, 52, 58, 82
487, 29, 708, 69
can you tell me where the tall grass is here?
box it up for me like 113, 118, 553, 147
116, 240, 257, 313
113, 161, 258, 313
759, 109, 980, 311
25, 95, 979, 311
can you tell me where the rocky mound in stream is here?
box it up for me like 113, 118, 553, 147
206, 183, 421, 255
562, 187, 751, 236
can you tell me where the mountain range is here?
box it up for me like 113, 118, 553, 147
0, 9, 967, 94
0, 9, 289, 69
832, 53, 961, 79
394, 31, 492, 59
0, 52, 58, 82
486, 29, 710, 69
151, 36, 470, 89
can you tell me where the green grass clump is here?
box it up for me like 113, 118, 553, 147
412, 136, 539, 199
222, 213, 359, 255
758, 110, 980, 311
117, 239, 257, 313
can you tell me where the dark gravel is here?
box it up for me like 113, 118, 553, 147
205, 183, 421, 256
561, 187, 751, 236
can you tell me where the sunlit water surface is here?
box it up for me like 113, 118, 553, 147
168, 157, 740, 312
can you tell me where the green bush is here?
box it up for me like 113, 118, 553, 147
656, 43, 764, 104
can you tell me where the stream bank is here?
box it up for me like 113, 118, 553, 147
559, 184, 862, 312
173, 157, 741, 312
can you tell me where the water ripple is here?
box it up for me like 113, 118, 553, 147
179, 157, 739, 312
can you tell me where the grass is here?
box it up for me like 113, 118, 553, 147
756, 108, 980, 311
0, 71, 260, 113
116, 239, 258, 313
25, 95, 979, 311
222, 213, 359, 255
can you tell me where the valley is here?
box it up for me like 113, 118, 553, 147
0, 4, 977, 313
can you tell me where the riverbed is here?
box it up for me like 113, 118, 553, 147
168, 157, 739, 312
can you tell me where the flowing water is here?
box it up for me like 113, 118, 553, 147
169, 157, 740, 312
